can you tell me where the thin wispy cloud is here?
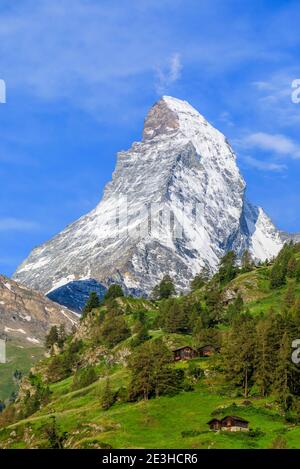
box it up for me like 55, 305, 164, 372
155, 53, 182, 95
240, 155, 287, 172
242, 132, 300, 159
0, 218, 40, 232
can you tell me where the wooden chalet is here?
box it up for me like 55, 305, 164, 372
198, 344, 216, 357
172, 345, 197, 361
207, 416, 249, 432
207, 418, 222, 431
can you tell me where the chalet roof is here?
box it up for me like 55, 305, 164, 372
207, 418, 221, 424
207, 415, 249, 425
222, 416, 249, 424
172, 345, 195, 352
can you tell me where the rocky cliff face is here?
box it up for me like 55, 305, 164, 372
13, 96, 284, 301
0, 275, 78, 344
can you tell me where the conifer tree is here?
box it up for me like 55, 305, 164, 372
101, 376, 115, 410
282, 282, 296, 313
222, 314, 255, 397
82, 291, 101, 318
241, 250, 254, 272
45, 326, 59, 354
254, 319, 274, 396
273, 331, 297, 410
152, 275, 176, 300
287, 256, 297, 278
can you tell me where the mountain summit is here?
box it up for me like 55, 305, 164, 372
13, 96, 284, 302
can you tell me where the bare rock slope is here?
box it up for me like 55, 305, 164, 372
0, 275, 78, 345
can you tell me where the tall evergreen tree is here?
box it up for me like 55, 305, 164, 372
273, 331, 298, 410
104, 284, 124, 301
254, 319, 274, 397
222, 314, 255, 397
216, 251, 237, 285
82, 291, 101, 318
241, 250, 254, 272
152, 275, 176, 300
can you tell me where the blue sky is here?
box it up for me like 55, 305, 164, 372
1, 0, 300, 276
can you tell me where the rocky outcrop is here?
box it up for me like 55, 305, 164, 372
0, 274, 78, 345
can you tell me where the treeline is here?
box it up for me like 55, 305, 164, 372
222, 303, 300, 410
270, 242, 300, 288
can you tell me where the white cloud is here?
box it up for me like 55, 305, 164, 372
155, 53, 182, 95
240, 155, 287, 172
0, 218, 40, 232
242, 132, 300, 159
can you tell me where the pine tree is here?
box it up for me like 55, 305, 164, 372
44, 416, 67, 449
104, 284, 124, 301
273, 332, 295, 410
152, 275, 176, 300
216, 251, 237, 285
161, 299, 189, 333
203, 282, 224, 326
282, 282, 296, 313
82, 291, 101, 318
128, 339, 182, 400
287, 256, 297, 278
222, 314, 255, 397
101, 377, 115, 410
241, 250, 254, 272
190, 272, 208, 291
254, 319, 274, 396
270, 262, 286, 289
45, 326, 59, 354
226, 293, 244, 324
57, 324, 66, 349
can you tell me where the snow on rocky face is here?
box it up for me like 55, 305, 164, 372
13, 96, 284, 300
0, 275, 78, 344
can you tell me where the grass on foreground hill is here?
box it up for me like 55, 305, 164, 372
0, 359, 297, 449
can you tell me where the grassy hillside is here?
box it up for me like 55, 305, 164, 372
0, 360, 297, 449
1, 245, 300, 449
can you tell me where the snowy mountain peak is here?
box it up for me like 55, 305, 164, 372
13, 97, 285, 307
143, 96, 224, 145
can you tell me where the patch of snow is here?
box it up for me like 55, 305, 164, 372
4, 327, 26, 334
27, 337, 40, 344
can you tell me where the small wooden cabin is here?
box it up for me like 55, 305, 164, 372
221, 416, 249, 431
172, 346, 197, 361
207, 416, 249, 432
207, 418, 222, 431
198, 344, 216, 357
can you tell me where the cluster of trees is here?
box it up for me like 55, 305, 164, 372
45, 324, 67, 355
222, 299, 300, 410
152, 275, 176, 300
93, 304, 130, 348
127, 339, 186, 401
82, 284, 124, 319
46, 339, 84, 383
270, 243, 300, 289
20, 373, 51, 419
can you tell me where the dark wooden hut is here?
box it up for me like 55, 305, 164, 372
198, 344, 216, 357
207, 416, 249, 432
172, 346, 197, 361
